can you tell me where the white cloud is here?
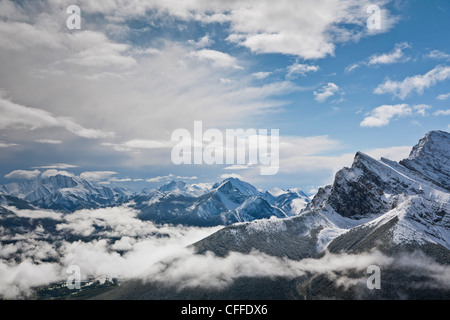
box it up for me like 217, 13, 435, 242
146, 174, 174, 183
374, 65, 450, 99
35, 139, 63, 145
364, 146, 411, 162
103, 139, 173, 152
436, 92, 450, 101
0, 96, 114, 139
345, 63, 361, 73
220, 173, 244, 180
4, 169, 40, 180
346, 42, 410, 73
0, 2, 310, 157
33, 163, 78, 170
286, 63, 319, 78
0, 259, 63, 299
222, 0, 397, 59
79, 171, 118, 181
314, 83, 340, 103
413, 104, 432, 116
64, 31, 137, 69
176, 176, 198, 180
71, 0, 398, 60
433, 109, 450, 116
425, 50, 450, 61
224, 164, 252, 170
4, 206, 63, 221
0, 140, 17, 148
41, 169, 74, 179
187, 35, 214, 48
360, 104, 412, 127
145, 174, 197, 183
367, 42, 410, 65
189, 49, 242, 69
252, 72, 272, 80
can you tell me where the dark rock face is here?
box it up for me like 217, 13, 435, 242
327, 154, 389, 218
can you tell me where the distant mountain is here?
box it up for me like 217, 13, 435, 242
0, 173, 309, 226
133, 177, 308, 226
156, 180, 210, 197
98, 130, 450, 299
0, 174, 129, 212
271, 188, 310, 215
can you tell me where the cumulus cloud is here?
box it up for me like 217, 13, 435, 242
314, 83, 340, 103
187, 35, 214, 49
374, 65, 450, 99
367, 42, 410, 65
189, 49, 242, 69
68, 0, 398, 60
360, 104, 412, 127
287, 63, 319, 78
346, 42, 410, 73
4, 169, 41, 180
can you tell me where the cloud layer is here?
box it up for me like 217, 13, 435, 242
1, 203, 449, 299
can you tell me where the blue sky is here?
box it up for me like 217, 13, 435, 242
0, 0, 449, 194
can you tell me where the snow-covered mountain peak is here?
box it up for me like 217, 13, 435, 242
406, 130, 450, 161
0, 174, 127, 211
156, 180, 209, 197
213, 177, 261, 197
157, 180, 187, 192
400, 130, 450, 190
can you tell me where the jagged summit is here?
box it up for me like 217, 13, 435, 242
400, 130, 450, 190
158, 180, 187, 192
213, 177, 261, 197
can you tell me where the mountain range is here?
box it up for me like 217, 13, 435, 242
0, 173, 310, 227
0, 130, 449, 300
95, 130, 450, 300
